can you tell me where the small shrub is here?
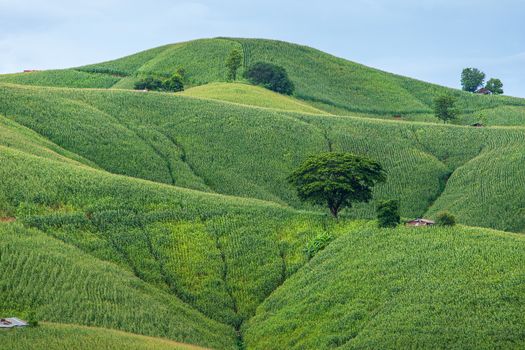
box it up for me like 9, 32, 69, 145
26, 310, 39, 327
134, 74, 184, 92
163, 73, 184, 92
376, 199, 400, 228
244, 62, 295, 95
304, 233, 333, 259
436, 211, 456, 226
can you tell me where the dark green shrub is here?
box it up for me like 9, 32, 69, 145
26, 310, 39, 327
304, 233, 333, 259
244, 62, 295, 95
376, 199, 400, 228
163, 73, 184, 92
134, 76, 164, 91
436, 211, 456, 226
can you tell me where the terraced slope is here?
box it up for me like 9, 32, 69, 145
1, 83, 525, 231
1, 38, 524, 125
244, 224, 525, 349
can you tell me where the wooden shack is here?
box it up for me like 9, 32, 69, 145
406, 218, 435, 227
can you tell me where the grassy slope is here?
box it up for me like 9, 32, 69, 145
0, 138, 354, 344
179, 82, 328, 114
244, 224, 525, 350
1, 38, 524, 125
0, 323, 210, 350
1, 83, 525, 232
0, 223, 236, 349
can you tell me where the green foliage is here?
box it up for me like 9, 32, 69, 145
180, 82, 326, 114
244, 62, 295, 95
376, 199, 400, 228
436, 211, 456, 226
134, 74, 184, 92
163, 73, 185, 92
134, 76, 164, 91
0, 323, 211, 350
244, 224, 525, 349
225, 49, 243, 81
433, 94, 458, 123
461, 68, 485, 92
303, 233, 334, 259
485, 78, 504, 95
288, 153, 386, 218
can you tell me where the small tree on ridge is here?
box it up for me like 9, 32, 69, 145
433, 95, 458, 123
226, 49, 243, 81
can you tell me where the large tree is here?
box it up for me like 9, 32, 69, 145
288, 153, 385, 218
485, 78, 504, 95
433, 95, 458, 123
461, 68, 485, 92
226, 49, 243, 81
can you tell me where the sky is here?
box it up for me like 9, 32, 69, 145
1, 0, 524, 97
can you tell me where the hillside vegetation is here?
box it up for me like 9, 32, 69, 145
245, 224, 525, 349
1, 83, 525, 231
1, 38, 524, 125
0, 37, 525, 350
0, 323, 211, 350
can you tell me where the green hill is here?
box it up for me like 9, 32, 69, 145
244, 224, 525, 349
1, 38, 524, 125
1, 83, 525, 231
1, 37, 525, 349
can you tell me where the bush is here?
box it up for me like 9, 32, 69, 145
244, 62, 294, 95
376, 200, 400, 228
436, 211, 456, 226
134, 73, 184, 92
304, 233, 333, 259
26, 310, 39, 327
163, 73, 184, 92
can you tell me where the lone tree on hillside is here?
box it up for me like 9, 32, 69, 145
433, 95, 458, 123
376, 199, 400, 228
244, 62, 295, 95
288, 152, 386, 218
226, 49, 243, 81
485, 78, 504, 95
461, 68, 485, 92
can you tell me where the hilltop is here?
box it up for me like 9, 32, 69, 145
0, 38, 525, 349
1, 38, 524, 125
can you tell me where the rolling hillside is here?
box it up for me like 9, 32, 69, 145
1, 38, 524, 125
1, 37, 525, 349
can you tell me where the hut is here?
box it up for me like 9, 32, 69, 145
0, 318, 28, 329
406, 218, 435, 227
475, 88, 492, 95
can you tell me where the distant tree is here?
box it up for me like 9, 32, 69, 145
376, 199, 400, 228
485, 78, 504, 95
244, 62, 295, 95
226, 49, 243, 81
163, 73, 185, 92
134, 76, 164, 91
433, 95, 458, 123
288, 152, 386, 218
436, 211, 456, 226
461, 68, 485, 92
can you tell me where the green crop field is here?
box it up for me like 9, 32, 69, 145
0, 323, 211, 350
1, 38, 525, 349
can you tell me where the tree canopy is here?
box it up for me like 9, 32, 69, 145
376, 199, 400, 228
226, 49, 243, 81
433, 95, 458, 123
244, 62, 295, 95
134, 73, 184, 92
485, 78, 504, 95
288, 152, 385, 218
461, 68, 485, 92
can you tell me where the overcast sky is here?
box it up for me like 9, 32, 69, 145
1, 0, 524, 97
